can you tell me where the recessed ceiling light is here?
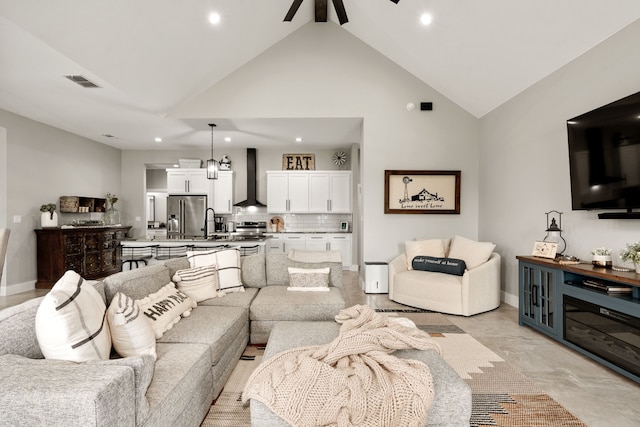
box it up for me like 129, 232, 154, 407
420, 13, 433, 26
154, 137, 162, 142
208, 12, 221, 25
224, 137, 231, 142
295, 137, 303, 143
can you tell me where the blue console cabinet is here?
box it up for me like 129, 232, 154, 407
517, 255, 640, 383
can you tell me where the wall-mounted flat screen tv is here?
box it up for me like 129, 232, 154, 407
567, 90, 640, 217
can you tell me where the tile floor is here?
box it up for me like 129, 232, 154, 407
3, 270, 639, 426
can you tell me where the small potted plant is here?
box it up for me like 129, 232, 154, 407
591, 247, 612, 268
620, 242, 640, 273
40, 203, 58, 228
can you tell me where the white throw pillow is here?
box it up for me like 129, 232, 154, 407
187, 248, 244, 294
107, 292, 157, 359
447, 235, 496, 270
287, 267, 331, 292
136, 283, 197, 339
35, 270, 111, 362
173, 265, 220, 302
405, 239, 445, 269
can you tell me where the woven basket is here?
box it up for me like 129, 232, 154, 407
59, 196, 79, 213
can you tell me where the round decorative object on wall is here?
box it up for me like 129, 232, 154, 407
332, 151, 347, 169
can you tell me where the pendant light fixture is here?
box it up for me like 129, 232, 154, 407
207, 123, 218, 180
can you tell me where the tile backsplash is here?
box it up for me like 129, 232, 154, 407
229, 207, 351, 232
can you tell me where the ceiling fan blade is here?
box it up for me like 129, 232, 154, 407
315, 0, 328, 22
332, 0, 348, 24
284, 0, 304, 21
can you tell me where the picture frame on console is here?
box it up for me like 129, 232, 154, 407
532, 241, 558, 259
384, 170, 461, 214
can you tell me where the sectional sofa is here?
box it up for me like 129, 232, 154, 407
0, 250, 345, 427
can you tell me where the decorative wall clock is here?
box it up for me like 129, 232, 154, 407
332, 151, 347, 169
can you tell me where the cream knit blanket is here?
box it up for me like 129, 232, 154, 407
242, 305, 442, 427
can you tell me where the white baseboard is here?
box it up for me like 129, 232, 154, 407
1, 280, 36, 296
502, 291, 518, 308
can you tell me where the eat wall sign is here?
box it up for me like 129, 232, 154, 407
282, 154, 315, 170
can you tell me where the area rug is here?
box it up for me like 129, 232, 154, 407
202, 312, 586, 427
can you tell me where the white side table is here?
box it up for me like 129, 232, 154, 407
364, 261, 389, 294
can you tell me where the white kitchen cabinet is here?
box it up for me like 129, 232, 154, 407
329, 234, 352, 268
267, 233, 352, 268
267, 172, 309, 213
166, 169, 208, 194
308, 172, 351, 213
305, 234, 330, 251
283, 234, 307, 252
212, 171, 234, 213
267, 234, 284, 252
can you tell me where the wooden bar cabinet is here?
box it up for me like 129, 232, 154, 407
35, 226, 131, 289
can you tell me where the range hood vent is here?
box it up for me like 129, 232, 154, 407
234, 148, 266, 208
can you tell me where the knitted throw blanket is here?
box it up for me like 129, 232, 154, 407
242, 305, 442, 427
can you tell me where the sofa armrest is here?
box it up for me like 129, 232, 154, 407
0, 355, 137, 427
461, 252, 501, 316
388, 254, 408, 298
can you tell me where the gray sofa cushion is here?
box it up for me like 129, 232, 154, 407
142, 342, 213, 427
250, 286, 346, 321
158, 305, 248, 367
198, 287, 259, 309
103, 264, 170, 304
0, 354, 136, 427
92, 355, 155, 424
241, 252, 267, 288
0, 296, 45, 359
162, 257, 191, 279
252, 321, 472, 427
266, 252, 342, 288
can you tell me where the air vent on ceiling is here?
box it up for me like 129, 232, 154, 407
64, 75, 100, 88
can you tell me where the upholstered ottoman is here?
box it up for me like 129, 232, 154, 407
249, 321, 472, 427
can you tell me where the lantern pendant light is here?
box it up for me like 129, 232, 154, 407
207, 123, 218, 180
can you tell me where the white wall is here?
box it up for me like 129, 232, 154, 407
0, 109, 121, 294
479, 19, 640, 306
172, 22, 480, 266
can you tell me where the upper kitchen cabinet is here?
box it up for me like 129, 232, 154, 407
166, 169, 208, 195
267, 172, 309, 213
212, 171, 234, 214
308, 172, 351, 213
267, 171, 352, 214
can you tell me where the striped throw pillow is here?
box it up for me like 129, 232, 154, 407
107, 292, 156, 359
187, 248, 244, 294
35, 270, 111, 362
173, 265, 220, 302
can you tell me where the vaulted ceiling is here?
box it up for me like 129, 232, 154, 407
1, 1, 640, 150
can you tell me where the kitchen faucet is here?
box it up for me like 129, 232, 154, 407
204, 208, 215, 238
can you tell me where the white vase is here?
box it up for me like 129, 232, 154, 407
635, 262, 640, 274
41, 211, 58, 228
591, 255, 612, 268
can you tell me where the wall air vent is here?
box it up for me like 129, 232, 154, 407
64, 75, 100, 88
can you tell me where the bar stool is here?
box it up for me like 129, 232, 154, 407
155, 245, 190, 260
120, 244, 158, 271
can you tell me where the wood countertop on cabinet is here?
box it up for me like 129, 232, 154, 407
35, 226, 132, 289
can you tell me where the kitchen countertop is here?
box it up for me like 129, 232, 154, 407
265, 231, 352, 234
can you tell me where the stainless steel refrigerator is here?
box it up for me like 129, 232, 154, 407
166, 195, 207, 239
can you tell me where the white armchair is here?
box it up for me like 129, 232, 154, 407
389, 238, 501, 316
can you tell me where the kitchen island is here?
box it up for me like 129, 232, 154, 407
121, 236, 270, 260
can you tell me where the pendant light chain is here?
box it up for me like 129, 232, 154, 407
207, 123, 218, 180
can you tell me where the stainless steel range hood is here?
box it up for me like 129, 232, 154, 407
234, 148, 266, 208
